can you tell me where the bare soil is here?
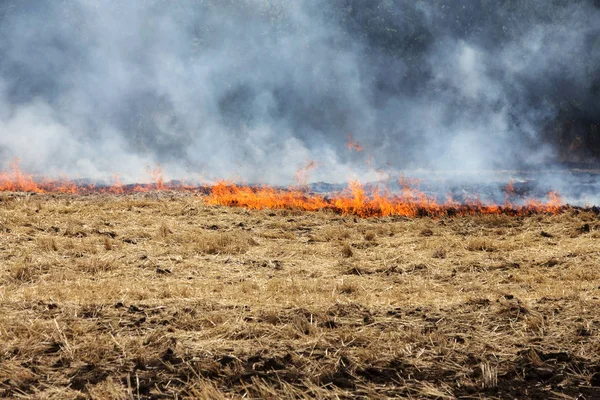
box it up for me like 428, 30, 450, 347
1, 192, 599, 399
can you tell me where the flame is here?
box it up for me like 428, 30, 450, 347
146, 165, 165, 191
0, 158, 194, 194
205, 179, 564, 218
504, 180, 515, 196
295, 161, 318, 188
0, 158, 43, 193
346, 134, 363, 152
503, 179, 516, 205
0, 157, 567, 218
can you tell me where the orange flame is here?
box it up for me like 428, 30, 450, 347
0, 158, 567, 218
346, 135, 363, 152
109, 173, 125, 194
295, 161, 318, 188
0, 158, 43, 193
0, 158, 194, 195
146, 165, 165, 191
205, 179, 564, 218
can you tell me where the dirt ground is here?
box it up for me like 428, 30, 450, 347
0, 192, 599, 399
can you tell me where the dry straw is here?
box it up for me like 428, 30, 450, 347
0, 192, 599, 398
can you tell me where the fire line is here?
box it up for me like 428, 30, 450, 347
0, 159, 566, 218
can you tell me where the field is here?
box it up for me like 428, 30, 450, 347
1, 192, 599, 399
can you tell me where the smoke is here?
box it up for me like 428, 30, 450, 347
0, 0, 599, 185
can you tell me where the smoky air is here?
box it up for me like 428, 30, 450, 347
0, 0, 599, 194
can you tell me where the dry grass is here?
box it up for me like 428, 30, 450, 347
340, 242, 354, 258
0, 192, 599, 399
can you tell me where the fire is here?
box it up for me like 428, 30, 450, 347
146, 165, 165, 191
0, 158, 567, 218
346, 134, 363, 152
205, 179, 565, 218
0, 158, 192, 194
109, 173, 125, 194
206, 181, 329, 212
294, 161, 318, 188
0, 158, 42, 193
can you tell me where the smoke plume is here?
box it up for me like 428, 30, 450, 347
1, 0, 599, 185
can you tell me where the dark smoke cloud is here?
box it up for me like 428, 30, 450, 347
0, 0, 598, 184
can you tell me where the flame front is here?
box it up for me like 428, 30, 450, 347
205, 180, 564, 218
0, 159, 191, 194
0, 158, 566, 217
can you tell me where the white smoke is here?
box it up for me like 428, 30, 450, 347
0, 0, 598, 186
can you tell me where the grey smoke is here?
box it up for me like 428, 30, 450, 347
0, 0, 599, 186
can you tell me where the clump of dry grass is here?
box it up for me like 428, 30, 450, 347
364, 231, 376, 241
337, 280, 359, 294
260, 229, 295, 240
157, 223, 172, 238
187, 231, 258, 255
77, 256, 116, 274
466, 238, 498, 252
9, 263, 38, 283
341, 242, 353, 258
321, 225, 352, 241
420, 228, 434, 237
38, 237, 58, 252
432, 247, 447, 259
7, 257, 51, 283
87, 377, 129, 400
480, 362, 498, 389
103, 237, 113, 251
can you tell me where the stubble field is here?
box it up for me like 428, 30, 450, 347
0, 192, 599, 399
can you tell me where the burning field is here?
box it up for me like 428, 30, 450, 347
1, 1, 600, 398
1, 186, 600, 399
0, 158, 572, 218
0, 139, 599, 399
